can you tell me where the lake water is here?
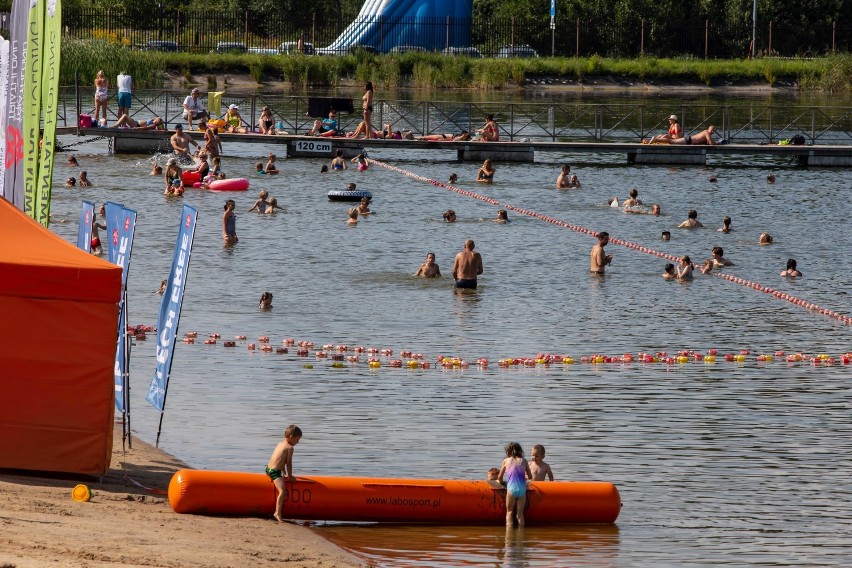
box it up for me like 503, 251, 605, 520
47, 124, 852, 566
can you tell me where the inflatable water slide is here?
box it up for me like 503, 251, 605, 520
319, 0, 473, 54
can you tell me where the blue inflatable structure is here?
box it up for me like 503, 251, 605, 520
320, 0, 473, 54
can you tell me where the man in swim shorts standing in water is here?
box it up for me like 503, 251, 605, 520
590, 232, 612, 275
452, 239, 483, 289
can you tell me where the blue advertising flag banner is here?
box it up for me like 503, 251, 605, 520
104, 202, 136, 413
76, 200, 94, 252
104, 202, 136, 286
114, 295, 127, 412
146, 205, 198, 412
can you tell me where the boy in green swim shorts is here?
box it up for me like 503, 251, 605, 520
266, 424, 302, 523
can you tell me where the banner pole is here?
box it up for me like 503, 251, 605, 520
124, 296, 132, 448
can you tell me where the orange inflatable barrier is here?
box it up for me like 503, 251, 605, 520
168, 469, 621, 525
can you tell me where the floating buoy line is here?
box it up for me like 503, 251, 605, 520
128, 325, 850, 369
366, 158, 850, 326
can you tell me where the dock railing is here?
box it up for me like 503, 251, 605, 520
66, 87, 852, 146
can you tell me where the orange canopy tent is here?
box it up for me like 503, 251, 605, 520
0, 197, 122, 475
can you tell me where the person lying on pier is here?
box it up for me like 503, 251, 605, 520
418, 131, 472, 141
643, 114, 683, 144
671, 125, 717, 146
476, 114, 499, 141
112, 115, 165, 129
307, 109, 340, 137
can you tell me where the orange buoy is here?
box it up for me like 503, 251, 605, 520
168, 470, 621, 525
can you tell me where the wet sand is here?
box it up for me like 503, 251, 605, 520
0, 425, 365, 568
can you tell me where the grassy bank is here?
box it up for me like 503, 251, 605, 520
61, 39, 852, 92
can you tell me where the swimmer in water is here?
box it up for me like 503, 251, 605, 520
780, 258, 802, 277
767, 174, 776, 184
346, 207, 358, 225
661, 230, 671, 241
495, 210, 509, 223
569, 174, 581, 188
448, 173, 458, 184
66, 176, 76, 187
265, 153, 280, 175
718, 216, 732, 233
255, 162, 265, 174
759, 232, 773, 245
649, 204, 661, 216
351, 153, 368, 171
320, 164, 329, 173
356, 197, 372, 216
331, 149, 347, 171
678, 209, 703, 229
67, 155, 79, 167
711, 246, 734, 267
79, 171, 92, 187
556, 164, 571, 188
259, 291, 273, 310
663, 263, 676, 279
676, 255, 694, 280
608, 197, 619, 208
476, 159, 494, 184
265, 198, 283, 214
150, 163, 163, 176
622, 189, 643, 207
157, 279, 167, 294
443, 209, 457, 223
701, 259, 714, 274
414, 252, 441, 278
248, 190, 270, 212
486, 467, 500, 481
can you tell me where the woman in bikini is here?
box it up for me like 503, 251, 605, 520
362, 82, 374, 139
94, 70, 109, 124
476, 114, 499, 141
477, 159, 495, 183
418, 130, 471, 141
258, 106, 275, 135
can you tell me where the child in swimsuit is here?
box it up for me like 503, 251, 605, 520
477, 159, 494, 184
248, 190, 270, 213
497, 442, 532, 528
351, 153, 368, 171
265, 153, 280, 175
259, 292, 273, 310
255, 162, 265, 175
265, 198, 283, 214
266, 424, 302, 523
331, 150, 347, 171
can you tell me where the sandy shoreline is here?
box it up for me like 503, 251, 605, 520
0, 425, 366, 568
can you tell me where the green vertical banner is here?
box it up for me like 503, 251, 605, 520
36, 0, 61, 227
22, 0, 44, 220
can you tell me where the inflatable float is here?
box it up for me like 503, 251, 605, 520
209, 178, 250, 192
181, 170, 201, 184
168, 470, 621, 525
328, 189, 372, 202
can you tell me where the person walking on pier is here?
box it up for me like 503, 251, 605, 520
361, 82, 374, 139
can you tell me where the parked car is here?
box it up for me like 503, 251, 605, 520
442, 46, 482, 58
496, 44, 538, 58
142, 40, 178, 52
279, 41, 315, 55
214, 42, 247, 54
389, 44, 426, 54
248, 47, 279, 55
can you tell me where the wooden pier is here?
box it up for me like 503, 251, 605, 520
74, 127, 852, 167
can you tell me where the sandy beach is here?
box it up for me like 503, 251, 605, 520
0, 425, 366, 568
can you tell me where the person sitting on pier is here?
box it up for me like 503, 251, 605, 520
225, 104, 248, 134
418, 131, 471, 141
112, 115, 165, 129
258, 106, 276, 135
476, 114, 499, 142
671, 125, 717, 146
644, 114, 683, 144
308, 109, 339, 137
182, 88, 209, 130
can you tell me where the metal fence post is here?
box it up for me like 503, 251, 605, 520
511, 17, 515, 54
640, 19, 644, 56
244, 11, 249, 46
768, 21, 772, 56
832, 21, 836, 53
576, 18, 579, 57
312, 13, 317, 48
446, 16, 450, 51
510, 104, 514, 141
704, 20, 708, 59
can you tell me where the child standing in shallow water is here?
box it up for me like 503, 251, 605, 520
266, 424, 302, 523
498, 442, 532, 528
223, 200, 237, 245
